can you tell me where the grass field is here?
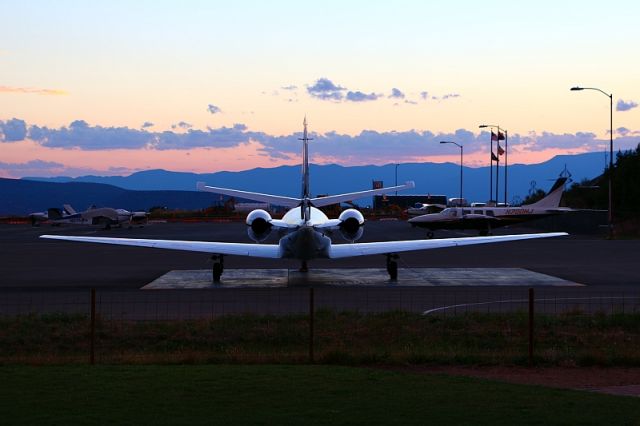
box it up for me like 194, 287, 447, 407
2, 311, 640, 366
1, 365, 639, 425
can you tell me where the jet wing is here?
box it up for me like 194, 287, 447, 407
197, 182, 301, 208
40, 235, 282, 258
310, 181, 415, 207
328, 232, 567, 258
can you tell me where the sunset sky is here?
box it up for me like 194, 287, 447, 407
1, 1, 639, 178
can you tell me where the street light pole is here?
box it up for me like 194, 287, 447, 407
395, 163, 399, 196
440, 141, 463, 204
571, 86, 614, 238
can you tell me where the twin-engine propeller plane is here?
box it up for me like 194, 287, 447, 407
41, 119, 567, 282
408, 177, 572, 238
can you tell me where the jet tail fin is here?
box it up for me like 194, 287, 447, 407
299, 116, 311, 200
63, 204, 76, 215
526, 177, 568, 209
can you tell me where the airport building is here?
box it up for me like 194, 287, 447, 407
373, 194, 447, 210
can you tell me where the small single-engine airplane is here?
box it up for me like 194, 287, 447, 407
41, 119, 566, 281
30, 204, 148, 228
408, 177, 572, 238
30, 204, 120, 228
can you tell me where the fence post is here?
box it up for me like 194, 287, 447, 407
90, 288, 96, 365
309, 287, 315, 364
528, 287, 534, 366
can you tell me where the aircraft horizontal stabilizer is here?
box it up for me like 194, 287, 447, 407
310, 181, 415, 207
197, 182, 301, 208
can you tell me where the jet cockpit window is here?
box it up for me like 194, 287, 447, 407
474, 210, 483, 215
463, 210, 471, 215
486, 210, 495, 217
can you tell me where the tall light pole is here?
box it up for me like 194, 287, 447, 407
440, 141, 463, 204
571, 86, 613, 238
479, 124, 506, 205
395, 163, 399, 196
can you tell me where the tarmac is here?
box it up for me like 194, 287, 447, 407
143, 268, 582, 289
1, 220, 637, 288
0, 221, 638, 317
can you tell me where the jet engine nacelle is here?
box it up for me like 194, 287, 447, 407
338, 208, 365, 242
246, 209, 273, 242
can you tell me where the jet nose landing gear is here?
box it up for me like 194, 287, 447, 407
386, 254, 399, 281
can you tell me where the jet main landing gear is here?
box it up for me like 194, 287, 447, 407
386, 254, 399, 281
211, 254, 224, 283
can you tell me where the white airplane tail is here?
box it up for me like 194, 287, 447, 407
526, 177, 568, 209
63, 204, 77, 215
197, 119, 415, 208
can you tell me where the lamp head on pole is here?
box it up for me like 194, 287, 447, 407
570, 86, 584, 91
478, 124, 488, 128
440, 140, 461, 148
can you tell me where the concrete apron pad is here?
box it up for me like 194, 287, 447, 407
142, 268, 582, 289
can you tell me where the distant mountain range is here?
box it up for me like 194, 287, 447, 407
0, 179, 227, 216
1, 152, 605, 215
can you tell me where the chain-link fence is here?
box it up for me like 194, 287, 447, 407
1, 286, 640, 365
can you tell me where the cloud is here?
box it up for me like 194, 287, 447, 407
420, 91, 429, 100
0, 85, 67, 96
389, 88, 405, 99
281, 85, 297, 91
0, 118, 28, 142
28, 120, 156, 150
0, 159, 129, 178
154, 124, 253, 149
404, 100, 418, 105
345, 91, 380, 102
307, 78, 346, 101
9, 118, 640, 165
207, 104, 222, 114
442, 93, 461, 100
257, 128, 492, 162
141, 121, 154, 128
617, 99, 638, 112
172, 121, 192, 130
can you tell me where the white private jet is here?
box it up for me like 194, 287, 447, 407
41, 119, 567, 281
408, 177, 572, 238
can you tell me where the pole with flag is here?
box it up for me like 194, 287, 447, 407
504, 130, 508, 206
481, 124, 504, 204
495, 131, 505, 205
489, 130, 498, 202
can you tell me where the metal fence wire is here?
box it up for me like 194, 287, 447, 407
1, 286, 639, 320
2, 286, 640, 366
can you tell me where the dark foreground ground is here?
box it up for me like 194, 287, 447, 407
0, 221, 637, 288
1, 365, 639, 425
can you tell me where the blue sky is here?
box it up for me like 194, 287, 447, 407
1, 0, 639, 177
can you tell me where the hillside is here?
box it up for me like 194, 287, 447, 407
0, 179, 225, 215
23, 152, 606, 205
